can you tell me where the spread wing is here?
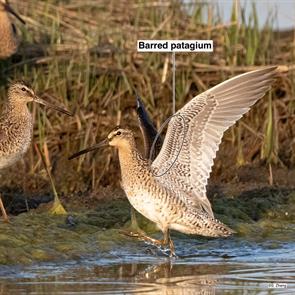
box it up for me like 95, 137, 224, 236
152, 66, 277, 217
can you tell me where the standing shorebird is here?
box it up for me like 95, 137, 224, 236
0, 0, 25, 59
70, 67, 277, 256
0, 81, 72, 221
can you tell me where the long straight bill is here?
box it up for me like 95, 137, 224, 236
34, 96, 73, 116
4, 2, 26, 24
68, 139, 109, 160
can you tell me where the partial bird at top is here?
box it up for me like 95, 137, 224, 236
70, 66, 277, 256
0, 0, 25, 59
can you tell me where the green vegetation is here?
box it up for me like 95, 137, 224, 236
0, 189, 294, 265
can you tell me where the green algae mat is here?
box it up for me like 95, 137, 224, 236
0, 189, 295, 265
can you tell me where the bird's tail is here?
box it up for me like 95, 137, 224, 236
189, 213, 235, 237
204, 217, 235, 237
205, 218, 235, 237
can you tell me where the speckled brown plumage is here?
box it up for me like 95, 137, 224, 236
0, 82, 34, 170
115, 129, 233, 239
0, 100, 32, 168
70, 67, 277, 256
0, 81, 72, 221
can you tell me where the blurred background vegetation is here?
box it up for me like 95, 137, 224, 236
0, 0, 294, 199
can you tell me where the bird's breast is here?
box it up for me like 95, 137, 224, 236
0, 117, 33, 169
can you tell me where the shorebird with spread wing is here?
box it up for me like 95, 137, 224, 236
70, 67, 277, 256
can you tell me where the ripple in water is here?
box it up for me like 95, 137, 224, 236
1, 236, 295, 294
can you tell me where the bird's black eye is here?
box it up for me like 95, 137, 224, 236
116, 131, 121, 136
21, 87, 26, 92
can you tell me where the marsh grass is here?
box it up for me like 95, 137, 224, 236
0, 0, 294, 194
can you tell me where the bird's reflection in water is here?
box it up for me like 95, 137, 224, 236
2, 259, 295, 294
93, 261, 218, 294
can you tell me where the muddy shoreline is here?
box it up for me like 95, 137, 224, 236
0, 176, 294, 265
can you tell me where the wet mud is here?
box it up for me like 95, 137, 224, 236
0, 186, 294, 265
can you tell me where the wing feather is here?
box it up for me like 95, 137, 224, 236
152, 66, 277, 217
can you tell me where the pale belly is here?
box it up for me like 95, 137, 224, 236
124, 187, 170, 229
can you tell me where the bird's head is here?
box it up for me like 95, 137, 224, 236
8, 81, 73, 116
107, 127, 135, 148
8, 81, 35, 103
69, 127, 135, 160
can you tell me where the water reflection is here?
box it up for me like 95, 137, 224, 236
1, 260, 295, 294
1, 234, 295, 294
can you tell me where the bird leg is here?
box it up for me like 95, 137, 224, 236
120, 229, 162, 247
163, 229, 176, 258
121, 228, 176, 257
0, 194, 9, 222
129, 207, 146, 235
169, 238, 176, 258
137, 234, 163, 248
119, 208, 147, 238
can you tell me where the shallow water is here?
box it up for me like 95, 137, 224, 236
1, 234, 295, 294
1, 190, 295, 294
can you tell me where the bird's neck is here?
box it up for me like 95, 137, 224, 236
118, 142, 149, 185
3, 100, 31, 121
